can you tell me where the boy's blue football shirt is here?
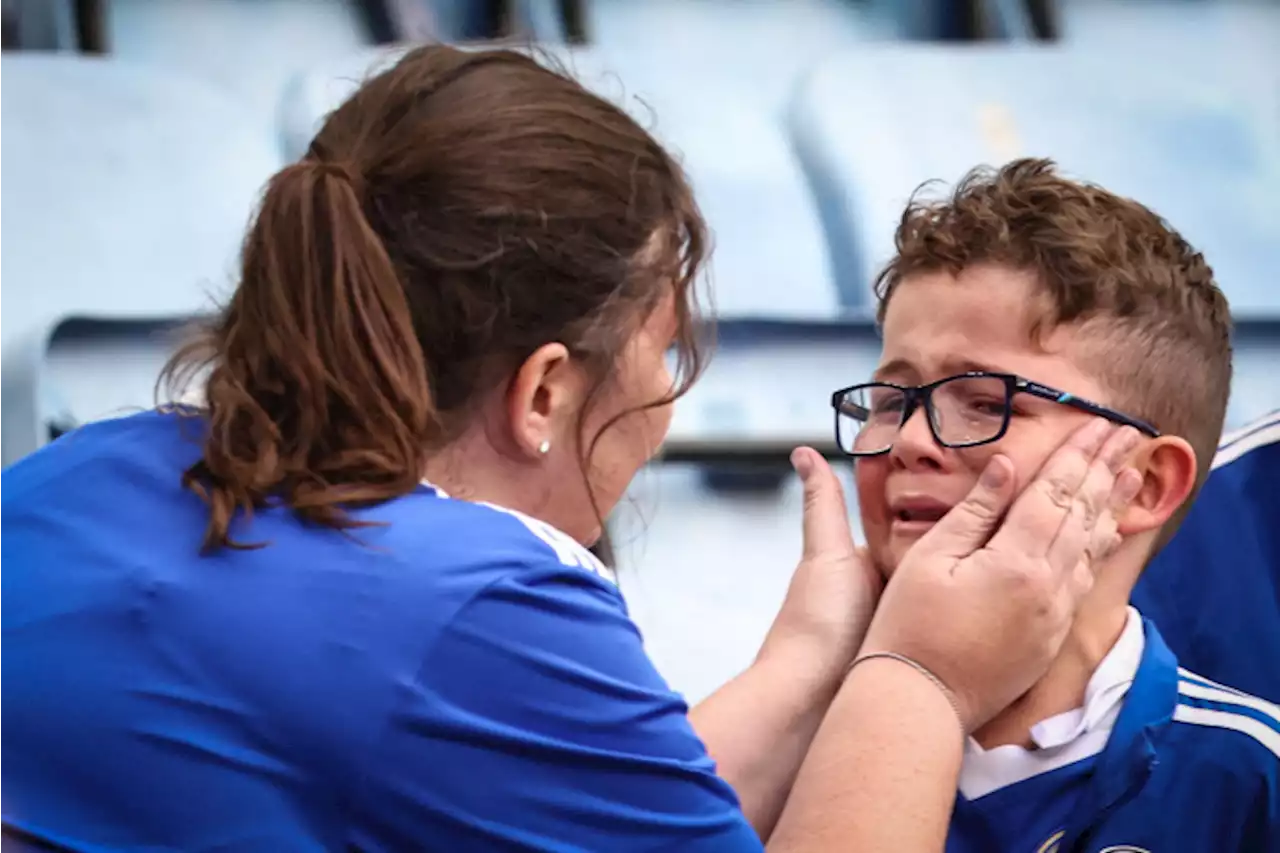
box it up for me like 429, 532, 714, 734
944, 619, 1280, 853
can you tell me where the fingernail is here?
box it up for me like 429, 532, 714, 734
1121, 426, 1142, 449
791, 448, 813, 480
981, 456, 1009, 489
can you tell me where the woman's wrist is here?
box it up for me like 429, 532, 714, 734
769, 648, 966, 850
756, 621, 853, 697
844, 654, 969, 743
847, 651, 968, 736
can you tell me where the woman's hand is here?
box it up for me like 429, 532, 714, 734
757, 447, 883, 683
858, 419, 1145, 732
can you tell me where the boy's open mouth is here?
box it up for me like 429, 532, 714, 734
889, 497, 953, 525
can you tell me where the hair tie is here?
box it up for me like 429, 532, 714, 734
310, 159, 364, 196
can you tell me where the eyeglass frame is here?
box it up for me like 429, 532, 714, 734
830, 371, 1161, 458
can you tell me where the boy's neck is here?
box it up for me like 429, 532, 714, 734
972, 603, 1131, 750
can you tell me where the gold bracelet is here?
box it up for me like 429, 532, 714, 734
847, 652, 966, 734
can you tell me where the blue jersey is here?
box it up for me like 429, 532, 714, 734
945, 619, 1280, 853
1, 411, 762, 852
1135, 410, 1280, 703
950, 755, 1096, 851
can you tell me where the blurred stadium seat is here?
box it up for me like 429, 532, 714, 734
0, 55, 283, 326
1060, 2, 1280, 160
787, 44, 1280, 317
279, 43, 843, 320
513, 0, 569, 41
104, 0, 374, 134
1063, 0, 1280, 66
1, 0, 80, 50
864, 0, 1044, 41
1226, 320, 1280, 431
0, 54, 283, 464
584, 0, 873, 109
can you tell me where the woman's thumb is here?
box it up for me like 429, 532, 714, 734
916, 455, 1017, 560
793, 447, 856, 560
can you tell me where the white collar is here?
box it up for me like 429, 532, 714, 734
1029, 606, 1146, 749
958, 607, 1145, 799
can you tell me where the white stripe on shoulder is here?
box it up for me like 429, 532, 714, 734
1219, 408, 1280, 446
1214, 410, 1280, 469
418, 479, 616, 585
480, 501, 617, 586
1177, 680, 1280, 730
1173, 704, 1280, 759
419, 479, 451, 498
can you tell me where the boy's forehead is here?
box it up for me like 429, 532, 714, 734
877, 266, 1080, 380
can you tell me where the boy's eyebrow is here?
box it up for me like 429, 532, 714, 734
872, 357, 917, 381
941, 356, 1010, 376
872, 355, 1009, 382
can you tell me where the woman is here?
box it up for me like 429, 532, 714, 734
1, 45, 1134, 851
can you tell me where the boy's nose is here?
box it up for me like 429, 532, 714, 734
890, 406, 946, 470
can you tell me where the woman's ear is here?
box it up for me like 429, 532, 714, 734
1116, 435, 1199, 536
504, 342, 581, 460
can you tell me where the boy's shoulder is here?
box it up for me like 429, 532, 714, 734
1067, 624, 1279, 851
1074, 666, 1279, 852
1166, 667, 1280, 773
1211, 409, 1280, 473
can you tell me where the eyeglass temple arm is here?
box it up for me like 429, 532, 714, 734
1018, 380, 1161, 437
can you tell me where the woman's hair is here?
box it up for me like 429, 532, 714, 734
162, 45, 709, 552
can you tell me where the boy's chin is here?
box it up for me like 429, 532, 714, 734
867, 544, 900, 580
874, 534, 933, 579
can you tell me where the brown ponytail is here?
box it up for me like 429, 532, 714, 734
163, 159, 435, 552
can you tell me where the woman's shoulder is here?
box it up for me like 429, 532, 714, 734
337, 484, 622, 640
1, 408, 623, 672
2, 407, 194, 494
4, 407, 612, 583
406, 485, 615, 585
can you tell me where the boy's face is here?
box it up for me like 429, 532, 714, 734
857, 263, 1113, 578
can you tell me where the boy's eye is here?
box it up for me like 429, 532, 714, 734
965, 398, 1007, 417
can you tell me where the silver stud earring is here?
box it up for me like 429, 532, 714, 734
538, 439, 551, 455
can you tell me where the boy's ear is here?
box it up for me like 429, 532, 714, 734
1117, 435, 1199, 536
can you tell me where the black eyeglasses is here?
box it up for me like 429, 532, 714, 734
831, 372, 1160, 457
